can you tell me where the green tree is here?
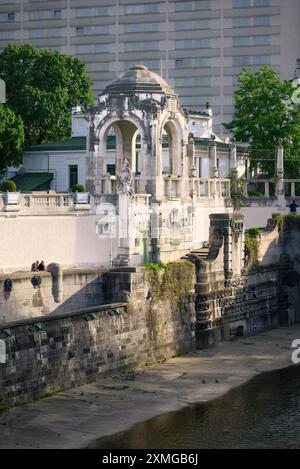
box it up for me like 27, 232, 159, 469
0, 103, 24, 174
224, 65, 300, 177
0, 44, 94, 145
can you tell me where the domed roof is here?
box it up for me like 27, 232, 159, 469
103, 65, 176, 96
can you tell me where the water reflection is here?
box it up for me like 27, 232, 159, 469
90, 365, 300, 449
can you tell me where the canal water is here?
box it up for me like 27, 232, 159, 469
91, 365, 300, 449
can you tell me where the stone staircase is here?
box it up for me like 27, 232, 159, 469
181, 241, 210, 262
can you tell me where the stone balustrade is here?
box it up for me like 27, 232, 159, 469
1, 176, 300, 216
189, 178, 231, 199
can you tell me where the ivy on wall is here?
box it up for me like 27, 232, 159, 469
144, 261, 194, 302
245, 228, 261, 266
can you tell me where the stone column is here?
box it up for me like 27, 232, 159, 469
209, 138, 218, 199
229, 140, 238, 177
187, 134, 196, 197
276, 142, 285, 207
209, 139, 218, 178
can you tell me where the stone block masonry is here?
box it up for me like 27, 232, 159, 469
0, 267, 196, 404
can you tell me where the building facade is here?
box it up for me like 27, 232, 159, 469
0, 0, 299, 135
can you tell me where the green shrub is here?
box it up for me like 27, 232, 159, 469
72, 183, 85, 192
144, 262, 165, 272
246, 227, 261, 237
0, 392, 10, 413
0, 180, 17, 192
285, 213, 300, 220
272, 213, 284, 231
245, 235, 260, 266
248, 191, 264, 197
144, 261, 194, 302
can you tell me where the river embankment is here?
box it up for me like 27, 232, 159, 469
0, 324, 299, 449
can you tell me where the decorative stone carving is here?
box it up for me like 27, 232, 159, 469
230, 219, 244, 239
117, 159, 135, 199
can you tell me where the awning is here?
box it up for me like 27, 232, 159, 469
10, 172, 54, 191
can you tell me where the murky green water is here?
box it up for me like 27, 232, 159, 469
91, 365, 300, 449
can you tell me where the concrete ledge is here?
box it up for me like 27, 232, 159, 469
0, 302, 127, 330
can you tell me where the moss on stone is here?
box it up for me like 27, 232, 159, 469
272, 212, 285, 231
245, 235, 260, 266
144, 261, 194, 302
0, 392, 11, 413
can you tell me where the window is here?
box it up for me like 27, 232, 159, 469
0, 30, 15, 39
47, 28, 61, 37
144, 22, 159, 31
175, 39, 209, 49
30, 11, 44, 20
233, 17, 251, 27
29, 29, 45, 38
95, 25, 108, 34
175, 57, 209, 67
233, 56, 251, 65
95, 44, 108, 53
76, 8, 93, 17
52, 10, 61, 18
144, 59, 160, 69
254, 0, 269, 6
253, 16, 270, 26
125, 41, 159, 51
144, 41, 159, 50
181, 96, 208, 105
125, 23, 141, 33
253, 55, 269, 64
233, 0, 250, 7
125, 3, 159, 14
76, 25, 108, 36
76, 44, 91, 53
175, 21, 193, 30
7, 12, 15, 21
175, 77, 210, 87
88, 62, 108, 71
125, 23, 159, 33
76, 26, 87, 36
76, 6, 109, 16
144, 3, 159, 13
125, 42, 141, 52
30, 10, 62, 20
175, 59, 184, 67
69, 166, 78, 189
96, 7, 108, 15
175, 1, 210, 11
233, 36, 251, 46
253, 35, 270, 45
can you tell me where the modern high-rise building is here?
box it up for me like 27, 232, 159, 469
0, 0, 299, 134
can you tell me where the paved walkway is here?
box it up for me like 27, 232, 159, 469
0, 325, 300, 449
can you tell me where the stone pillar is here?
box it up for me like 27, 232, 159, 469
209, 213, 245, 282
276, 142, 285, 207
47, 263, 63, 303
229, 141, 238, 177
209, 139, 218, 179
188, 135, 197, 198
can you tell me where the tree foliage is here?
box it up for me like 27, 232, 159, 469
0, 44, 94, 145
224, 66, 300, 177
0, 103, 24, 174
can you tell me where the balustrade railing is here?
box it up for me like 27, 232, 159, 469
3, 177, 300, 215
189, 178, 231, 198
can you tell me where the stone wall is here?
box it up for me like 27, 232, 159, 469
0, 268, 109, 324
0, 267, 196, 404
188, 213, 300, 348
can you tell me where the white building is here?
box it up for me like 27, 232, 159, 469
9, 71, 243, 192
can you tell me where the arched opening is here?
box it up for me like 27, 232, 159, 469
236, 325, 244, 337
106, 126, 117, 175
161, 120, 182, 176
102, 120, 141, 177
